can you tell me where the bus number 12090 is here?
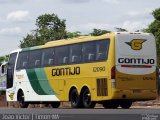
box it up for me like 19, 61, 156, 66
93, 66, 105, 72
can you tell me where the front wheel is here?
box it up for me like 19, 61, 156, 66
82, 88, 96, 108
18, 91, 29, 108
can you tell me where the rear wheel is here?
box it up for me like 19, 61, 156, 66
119, 101, 132, 109
18, 91, 29, 108
50, 102, 61, 108
82, 88, 96, 108
70, 89, 83, 108
103, 101, 119, 109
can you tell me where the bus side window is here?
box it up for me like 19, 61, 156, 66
71, 56, 78, 63
35, 60, 40, 67
16, 52, 29, 70
7, 53, 17, 89
55, 46, 69, 65
22, 61, 28, 68
88, 53, 95, 61
70, 43, 82, 63
96, 40, 110, 61
63, 57, 68, 64
42, 48, 54, 67
48, 59, 54, 66
83, 42, 96, 62
29, 50, 42, 68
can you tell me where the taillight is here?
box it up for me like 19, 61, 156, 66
111, 66, 116, 79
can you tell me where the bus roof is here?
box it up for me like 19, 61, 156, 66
9, 32, 153, 54
10, 32, 114, 53
43, 33, 114, 48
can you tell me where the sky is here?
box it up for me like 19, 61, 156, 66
0, 0, 160, 56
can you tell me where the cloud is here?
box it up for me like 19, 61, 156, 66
59, 0, 91, 4
0, 17, 2, 22
127, 8, 153, 18
61, 0, 119, 4
102, 0, 119, 4
121, 20, 152, 31
118, 8, 154, 31
0, 27, 22, 36
7, 10, 31, 22
60, 0, 119, 4
0, 0, 24, 4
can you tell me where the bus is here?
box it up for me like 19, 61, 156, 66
6, 32, 157, 108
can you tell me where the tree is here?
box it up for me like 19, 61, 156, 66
20, 33, 37, 48
66, 31, 82, 38
90, 29, 111, 36
0, 57, 4, 64
0, 55, 8, 64
145, 8, 160, 66
20, 13, 67, 48
115, 27, 128, 32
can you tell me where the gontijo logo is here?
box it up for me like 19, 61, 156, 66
9, 92, 15, 100
125, 39, 146, 50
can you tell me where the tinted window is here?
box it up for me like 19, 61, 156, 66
70, 44, 82, 63
8, 53, 17, 69
55, 46, 69, 65
29, 50, 42, 68
7, 52, 17, 89
42, 48, 54, 67
83, 42, 96, 62
16, 52, 29, 70
96, 40, 110, 61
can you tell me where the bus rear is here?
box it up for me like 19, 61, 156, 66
114, 32, 157, 101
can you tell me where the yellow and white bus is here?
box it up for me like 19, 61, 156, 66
6, 32, 157, 108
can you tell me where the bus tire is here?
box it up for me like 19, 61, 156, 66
18, 90, 29, 108
119, 101, 132, 109
50, 102, 61, 108
82, 88, 96, 108
70, 89, 82, 108
103, 101, 119, 109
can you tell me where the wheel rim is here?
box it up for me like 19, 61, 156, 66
19, 92, 24, 106
83, 90, 91, 106
71, 91, 79, 105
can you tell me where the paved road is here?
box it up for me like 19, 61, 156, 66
0, 108, 159, 120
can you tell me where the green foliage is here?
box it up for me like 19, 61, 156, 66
115, 27, 128, 32
145, 8, 160, 66
152, 8, 160, 20
0, 57, 4, 64
20, 33, 37, 48
90, 29, 111, 36
66, 31, 81, 38
0, 55, 8, 64
36, 13, 67, 41
20, 13, 67, 48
